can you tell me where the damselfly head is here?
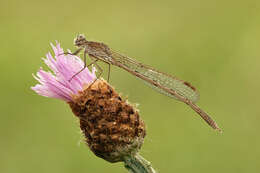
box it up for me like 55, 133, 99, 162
74, 34, 87, 47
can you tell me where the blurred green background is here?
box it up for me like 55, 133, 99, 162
1, 0, 260, 172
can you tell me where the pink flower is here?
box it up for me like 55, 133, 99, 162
31, 42, 96, 102
31, 40, 148, 168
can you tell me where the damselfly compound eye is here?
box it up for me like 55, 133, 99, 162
74, 34, 87, 47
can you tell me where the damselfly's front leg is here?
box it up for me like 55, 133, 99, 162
83, 55, 105, 89
89, 55, 103, 79
57, 48, 83, 57
69, 48, 94, 81
61, 48, 83, 56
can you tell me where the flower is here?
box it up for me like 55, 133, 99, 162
31, 42, 96, 102
31, 42, 146, 163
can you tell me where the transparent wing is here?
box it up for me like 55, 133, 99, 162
110, 51, 200, 103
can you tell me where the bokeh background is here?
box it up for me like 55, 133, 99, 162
1, 0, 260, 172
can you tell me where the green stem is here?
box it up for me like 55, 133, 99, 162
123, 153, 156, 173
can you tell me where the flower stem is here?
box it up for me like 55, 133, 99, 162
124, 153, 156, 173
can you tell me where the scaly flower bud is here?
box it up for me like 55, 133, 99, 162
69, 79, 145, 162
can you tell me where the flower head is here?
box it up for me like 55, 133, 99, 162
31, 42, 96, 102
32, 42, 146, 163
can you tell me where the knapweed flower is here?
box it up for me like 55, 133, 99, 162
31, 42, 146, 163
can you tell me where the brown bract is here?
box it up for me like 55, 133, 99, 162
69, 79, 146, 163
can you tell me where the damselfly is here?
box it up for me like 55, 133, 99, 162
65, 34, 221, 132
